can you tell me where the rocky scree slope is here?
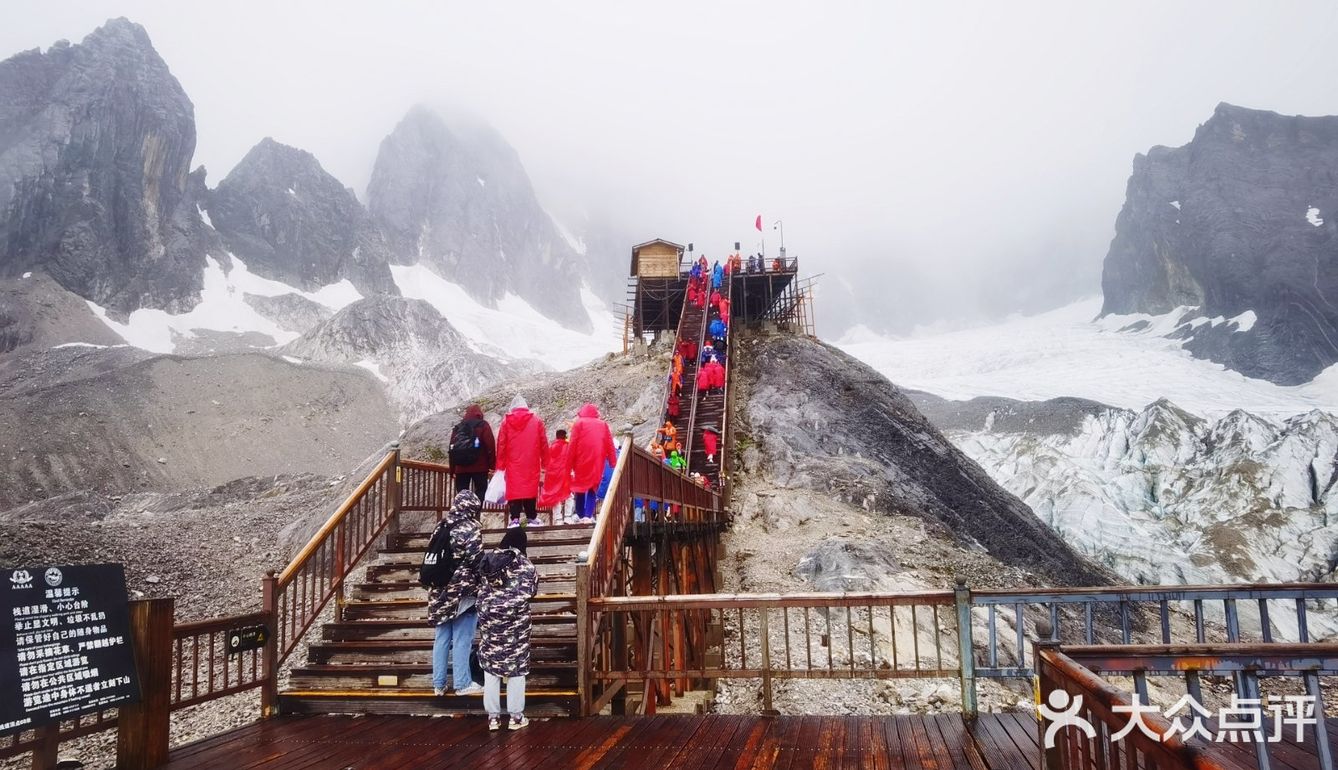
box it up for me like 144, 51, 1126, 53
368, 106, 592, 332
1101, 103, 1338, 385
912, 390, 1338, 591
0, 18, 217, 316
283, 295, 531, 423
0, 346, 397, 509
205, 137, 397, 297
732, 331, 1110, 588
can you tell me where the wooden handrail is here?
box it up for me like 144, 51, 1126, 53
585, 436, 632, 569
278, 450, 396, 587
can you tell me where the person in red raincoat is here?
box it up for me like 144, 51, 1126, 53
666, 391, 681, 419
537, 429, 572, 523
567, 403, 618, 523
496, 395, 548, 526
710, 289, 722, 312
676, 338, 697, 367
700, 359, 725, 396
701, 425, 720, 464
719, 297, 731, 327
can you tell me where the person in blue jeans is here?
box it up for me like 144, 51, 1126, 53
426, 490, 484, 696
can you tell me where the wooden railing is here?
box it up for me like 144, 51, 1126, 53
1039, 643, 1337, 769
1035, 645, 1232, 770
171, 611, 268, 710
261, 444, 401, 712
587, 591, 962, 714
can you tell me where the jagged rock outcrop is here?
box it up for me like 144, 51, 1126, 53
0, 18, 216, 315
367, 106, 591, 331
1100, 103, 1338, 385
0, 271, 125, 355
283, 296, 537, 422
243, 292, 333, 334
206, 138, 397, 296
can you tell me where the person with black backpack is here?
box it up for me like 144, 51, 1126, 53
423, 490, 485, 696
448, 404, 495, 499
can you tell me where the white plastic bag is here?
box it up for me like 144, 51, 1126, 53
484, 470, 507, 504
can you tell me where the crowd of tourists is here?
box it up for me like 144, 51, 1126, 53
420, 249, 740, 729
423, 396, 618, 730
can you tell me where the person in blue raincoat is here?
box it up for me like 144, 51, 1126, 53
712, 261, 723, 289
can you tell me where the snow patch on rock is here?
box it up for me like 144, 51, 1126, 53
390, 262, 614, 370
87, 255, 363, 354
1307, 206, 1324, 226
355, 359, 388, 383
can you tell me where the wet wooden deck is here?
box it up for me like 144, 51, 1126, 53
163, 712, 1042, 769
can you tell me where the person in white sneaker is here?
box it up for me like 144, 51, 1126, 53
478, 527, 537, 731
568, 403, 618, 525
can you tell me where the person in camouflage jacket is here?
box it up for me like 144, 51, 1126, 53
427, 490, 484, 694
478, 527, 539, 729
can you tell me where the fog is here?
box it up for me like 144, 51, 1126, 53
8, 2, 1338, 335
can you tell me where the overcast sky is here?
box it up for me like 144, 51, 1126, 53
8, 2, 1338, 334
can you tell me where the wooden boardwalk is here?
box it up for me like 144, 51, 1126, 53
163, 712, 1042, 769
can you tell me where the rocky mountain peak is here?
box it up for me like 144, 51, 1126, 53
1100, 104, 1338, 385
367, 106, 592, 332
0, 17, 214, 316
205, 137, 397, 296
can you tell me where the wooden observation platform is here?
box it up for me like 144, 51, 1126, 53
628, 240, 813, 340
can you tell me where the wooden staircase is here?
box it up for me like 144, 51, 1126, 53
278, 521, 589, 718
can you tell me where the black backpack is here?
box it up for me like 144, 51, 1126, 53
448, 419, 483, 467
419, 520, 459, 588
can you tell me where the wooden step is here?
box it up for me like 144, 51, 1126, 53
322, 619, 577, 643
277, 689, 577, 718
288, 663, 578, 691
389, 527, 593, 550
366, 561, 576, 582
307, 640, 575, 665
342, 595, 575, 620
379, 543, 586, 562
352, 580, 576, 601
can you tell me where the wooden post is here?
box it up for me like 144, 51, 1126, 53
30, 724, 59, 770
333, 526, 346, 622
575, 564, 590, 717
1034, 642, 1063, 770
260, 570, 279, 718
116, 598, 174, 770
954, 577, 977, 720
387, 441, 402, 538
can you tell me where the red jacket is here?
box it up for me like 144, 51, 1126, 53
702, 361, 725, 389
537, 438, 571, 508
452, 404, 496, 474
568, 403, 618, 493
496, 408, 548, 500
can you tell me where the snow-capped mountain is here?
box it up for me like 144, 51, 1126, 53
368, 106, 593, 332
1101, 103, 1338, 386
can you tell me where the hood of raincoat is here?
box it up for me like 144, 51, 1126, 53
480, 547, 523, 579
446, 489, 482, 524
463, 404, 485, 421
504, 407, 535, 430
578, 403, 600, 419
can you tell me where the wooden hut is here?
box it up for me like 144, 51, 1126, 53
629, 239, 685, 279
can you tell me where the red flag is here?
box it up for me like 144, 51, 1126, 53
754, 215, 762, 232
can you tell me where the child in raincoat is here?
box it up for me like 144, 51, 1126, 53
478, 527, 538, 731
